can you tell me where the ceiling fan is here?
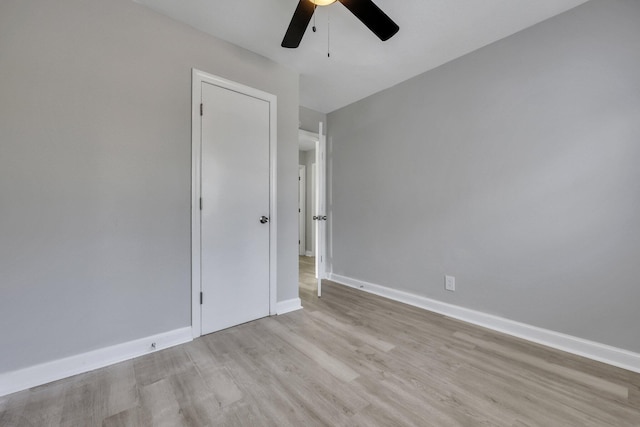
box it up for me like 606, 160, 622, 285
282, 0, 399, 48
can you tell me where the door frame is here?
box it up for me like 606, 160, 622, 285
190, 68, 278, 339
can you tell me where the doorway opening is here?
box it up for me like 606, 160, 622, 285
298, 129, 317, 299
298, 125, 326, 300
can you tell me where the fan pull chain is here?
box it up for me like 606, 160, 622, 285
327, 7, 331, 58
312, 5, 317, 32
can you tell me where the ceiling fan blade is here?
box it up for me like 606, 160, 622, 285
338, 0, 399, 41
282, 0, 316, 48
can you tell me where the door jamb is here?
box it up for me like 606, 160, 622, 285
191, 68, 278, 339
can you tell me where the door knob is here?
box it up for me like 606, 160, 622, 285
259, 216, 269, 224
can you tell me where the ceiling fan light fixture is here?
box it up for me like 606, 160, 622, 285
309, 0, 337, 6
282, 0, 399, 48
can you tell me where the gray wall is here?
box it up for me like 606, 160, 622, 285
0, 0, 299, 373
327, 0, 640, 353
299, 106, 327, 134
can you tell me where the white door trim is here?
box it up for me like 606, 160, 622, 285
191, 68, 278, 339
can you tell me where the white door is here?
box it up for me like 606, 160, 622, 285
315, 122, 327, 297
311, 163, 316, 256
200, 81, 271, 334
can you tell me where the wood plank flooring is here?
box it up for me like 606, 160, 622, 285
1, 256, 639, 426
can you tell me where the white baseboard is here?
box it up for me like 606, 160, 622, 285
276, 298, 303, 315
305, 251, 314, 257
328, 273, 640, 374
0, 327, 193, 397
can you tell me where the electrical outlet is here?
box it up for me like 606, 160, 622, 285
445, 275, 455, 292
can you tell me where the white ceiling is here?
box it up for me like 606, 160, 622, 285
134, 0, 589, 113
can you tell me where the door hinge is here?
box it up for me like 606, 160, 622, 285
199, 198, 202, 210
200, 292, 203, 305
200, 103, 203, 116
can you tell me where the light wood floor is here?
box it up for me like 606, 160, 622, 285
298, 255, 317, 292
1, 258, 639, 426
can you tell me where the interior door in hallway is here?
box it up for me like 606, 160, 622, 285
200, 80, 271, 334
315, 122, 327, 297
